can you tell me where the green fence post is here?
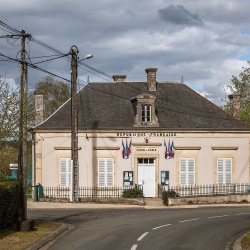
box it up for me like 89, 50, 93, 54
38, 184, 44, 199
35, 185, 39, 202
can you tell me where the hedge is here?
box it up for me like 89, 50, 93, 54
162, 189, 179, 205
0, 179, 22, 230
122, 187, 144, 198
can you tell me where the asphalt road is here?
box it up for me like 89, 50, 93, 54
28, 207, 250, 250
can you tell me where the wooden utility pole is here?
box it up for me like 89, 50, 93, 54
71, 46, 79, 202
19, 30, 29, 220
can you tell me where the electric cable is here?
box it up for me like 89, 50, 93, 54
33, 53, 70, 65
0, 21, 21, 34
0, 52, 71, 82
0, 21, 237, 121
0, 48, 242, 122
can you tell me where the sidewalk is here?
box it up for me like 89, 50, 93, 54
27, 200, 250, 210
27, 201, 142, 209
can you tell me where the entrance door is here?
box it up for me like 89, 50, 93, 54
138, 158, 155, 197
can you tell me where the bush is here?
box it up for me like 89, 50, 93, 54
122, 187, 143, 198
0, 179, 22, 230
162, 189, 179, 206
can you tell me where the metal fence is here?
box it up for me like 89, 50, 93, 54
41, 186, 143, 199
165, 183, 250, 197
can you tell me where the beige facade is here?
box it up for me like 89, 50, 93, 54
32, 67, 250, 197
33, 129, 250, 197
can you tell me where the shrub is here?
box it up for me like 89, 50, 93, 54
122, 187, 143, 198
0, 179, 22, 230
162, 189, 179, 206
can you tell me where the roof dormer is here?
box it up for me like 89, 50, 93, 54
133, 93, 159, 127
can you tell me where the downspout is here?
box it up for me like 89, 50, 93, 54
32, 130, 36, 188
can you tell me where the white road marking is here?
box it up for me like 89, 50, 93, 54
208, 215, 228, 219
179, 218, 200, 223
237, 213, 250, 215
137, 232, 149, 241
152, 224, 172, 230
130, 245, 137, 250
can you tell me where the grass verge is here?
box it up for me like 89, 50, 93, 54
241, 232, 250, 250
0, 221, 61, 250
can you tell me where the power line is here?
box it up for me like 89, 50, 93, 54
0, 21, 232, 121
0, 21, 21, 34
0, 21, 114, 83
32, 53, 70, 65
30, 37, 114, 80
0, 52, 71, 82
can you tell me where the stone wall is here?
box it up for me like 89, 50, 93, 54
168, 194, 250, 206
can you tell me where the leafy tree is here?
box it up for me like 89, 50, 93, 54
0, 75, 19, 141
0, 74, 70, 176
33, 75, 70, 119
225, 61, 250, 124
0, 75, 20, 175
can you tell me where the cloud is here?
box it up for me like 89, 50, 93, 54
0, 0, 250, 107
158, 5, 203, 26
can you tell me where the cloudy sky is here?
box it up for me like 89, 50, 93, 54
1, 0, 250, 106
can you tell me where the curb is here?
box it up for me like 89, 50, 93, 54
225, 229, 250, 250
233, 233, 246, 250
26, 223, 73, 250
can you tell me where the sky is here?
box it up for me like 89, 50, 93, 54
1, 0, 250, 106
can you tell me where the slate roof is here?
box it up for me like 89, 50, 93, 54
34, 81, 250, 131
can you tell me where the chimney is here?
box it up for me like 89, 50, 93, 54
113, 75, 127, 83
228, 93, 241, 119
145, 68, 158, 91
34, 90, 44, 125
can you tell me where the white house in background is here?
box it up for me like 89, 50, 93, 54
32, 68, 250, 197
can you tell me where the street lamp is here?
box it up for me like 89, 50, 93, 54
70, 46, 93, 202
79, 54, 93, 62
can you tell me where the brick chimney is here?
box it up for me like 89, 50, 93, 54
228, 93, 241, 119
145, 68, 158, 91
113, 75, 127, 82
34, 90, 44, 125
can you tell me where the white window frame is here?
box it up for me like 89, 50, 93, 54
217, 158, 232, 184
98, 158, 114, 187
141, 104, 151, 122
60, 158, 72, 187
179, 158, 195, 186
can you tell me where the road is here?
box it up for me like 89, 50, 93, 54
28, 207, 250, 250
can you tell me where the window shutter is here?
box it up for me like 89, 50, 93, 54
60, 158, 72, 187
68, 159, 72, 188
179, 159, 187, 186
179, 158, 195, 186
98, 159, 106, 187
98, 158, 114, 187
188, 159, 195, 185
217, 158, 232, 184
60, 158, 67, 187
217, 159, 224, 184
225, 158, 232, 184
106, 158, 114, 187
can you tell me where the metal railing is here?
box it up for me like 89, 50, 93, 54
165, 183, 250, 197
41, 186, 144, 199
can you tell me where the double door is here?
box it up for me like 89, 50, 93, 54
138, 158, 155, 197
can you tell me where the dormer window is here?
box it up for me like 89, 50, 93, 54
142, 104, 151, 122
133, 93, 159, 127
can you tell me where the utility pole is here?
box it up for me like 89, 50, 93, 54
71, 46, 79, 202
19, 30, 29, 221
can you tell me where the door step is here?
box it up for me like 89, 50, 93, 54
144, 197, 164, 207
